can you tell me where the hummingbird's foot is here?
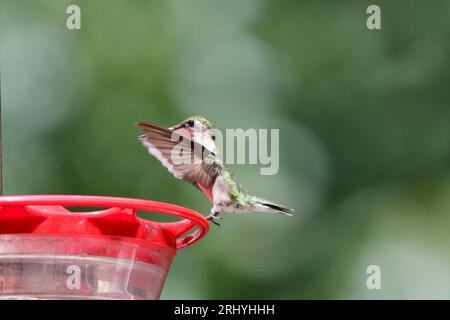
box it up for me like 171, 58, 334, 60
206, 214, 223, 227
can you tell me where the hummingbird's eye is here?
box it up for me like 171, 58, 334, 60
187, 120, 195, 127
212, 135, 216, 141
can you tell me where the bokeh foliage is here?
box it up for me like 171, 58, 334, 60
1, 0, 449, 299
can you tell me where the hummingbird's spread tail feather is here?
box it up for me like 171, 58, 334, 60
250, 197, 294, 216
261, 202, 294, 216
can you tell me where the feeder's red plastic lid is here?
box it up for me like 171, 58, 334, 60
0, 195, 209, 250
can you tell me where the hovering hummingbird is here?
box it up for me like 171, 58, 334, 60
136, 116, 294, 226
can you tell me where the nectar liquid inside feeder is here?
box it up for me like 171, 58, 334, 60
0, 195, 209, 300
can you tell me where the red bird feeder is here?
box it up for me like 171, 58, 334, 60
0, 195, 209, 299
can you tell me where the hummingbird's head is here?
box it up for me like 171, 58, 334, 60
170, 115, 218, 152
171, 115, 212, 131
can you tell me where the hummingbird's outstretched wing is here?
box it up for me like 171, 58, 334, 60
136, 121, 220, 188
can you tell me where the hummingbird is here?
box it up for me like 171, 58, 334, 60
136, 115, 294, 226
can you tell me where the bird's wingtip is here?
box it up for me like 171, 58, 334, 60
135, 120, 148, 127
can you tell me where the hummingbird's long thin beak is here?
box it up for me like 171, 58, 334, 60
170, 123, 187, 131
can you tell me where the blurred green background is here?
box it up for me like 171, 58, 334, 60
1, 0, 449, 299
